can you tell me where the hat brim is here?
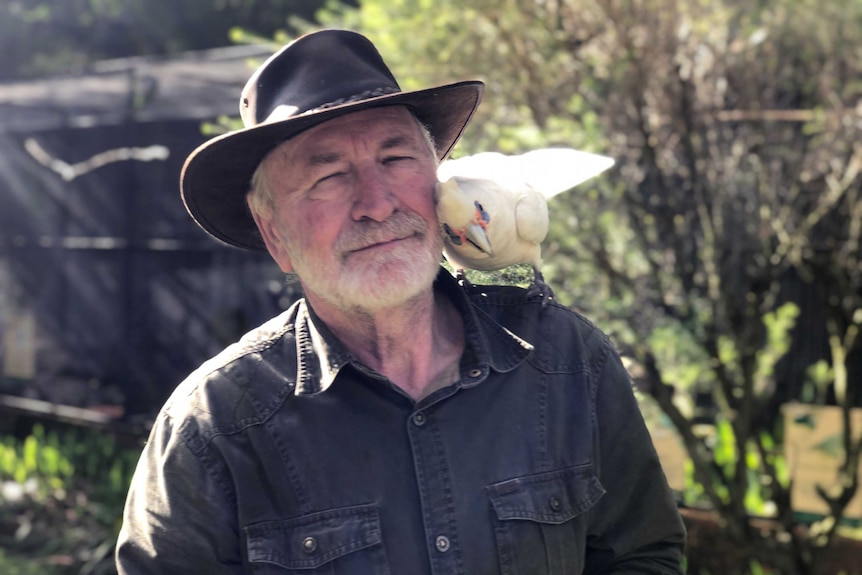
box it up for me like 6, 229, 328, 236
181, 80, 484, 250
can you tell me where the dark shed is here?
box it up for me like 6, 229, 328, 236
0, 45, 294, 426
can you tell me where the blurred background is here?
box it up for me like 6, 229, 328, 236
0, 1, 861, 573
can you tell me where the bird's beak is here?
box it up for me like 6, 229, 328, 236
465, 222, 493, 256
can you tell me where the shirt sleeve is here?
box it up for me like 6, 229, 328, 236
115, 411, 244, 574
584, 343, 687, 574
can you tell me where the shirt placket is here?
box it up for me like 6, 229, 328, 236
407, 401, 464, 575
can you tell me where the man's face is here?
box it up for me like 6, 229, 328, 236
251, 106, 444, 313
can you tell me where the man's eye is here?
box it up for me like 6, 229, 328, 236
317, 171, 346, 184
383, 155, 411, 164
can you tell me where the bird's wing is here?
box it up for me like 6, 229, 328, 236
510, 148, 615, 198
514, 191, 549, 245
438, 148, 613, 200
437, 152, 508, 182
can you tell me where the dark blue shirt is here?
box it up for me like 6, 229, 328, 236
116, 269, 686, 574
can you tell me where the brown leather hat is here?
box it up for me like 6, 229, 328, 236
181, 29, 484, 250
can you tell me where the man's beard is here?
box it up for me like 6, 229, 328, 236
287, 210, 443, 313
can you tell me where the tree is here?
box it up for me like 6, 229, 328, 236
318, 1, 862, 573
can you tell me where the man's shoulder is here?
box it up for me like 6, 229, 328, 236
158, 305, 301, 450
465, 283, 608, 337
463, 282, 614, 364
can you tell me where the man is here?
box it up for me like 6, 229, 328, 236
116, 29, 686, 574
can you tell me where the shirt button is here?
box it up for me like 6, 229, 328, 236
412, 412, 426, 426
549, 496, 562, 512
435, 535, 450, 553
468, 368, 482, 378
301, 536, 317, 554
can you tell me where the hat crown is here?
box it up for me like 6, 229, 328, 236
240, 30, 401, 128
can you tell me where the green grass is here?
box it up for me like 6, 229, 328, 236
0, 424, 142, 575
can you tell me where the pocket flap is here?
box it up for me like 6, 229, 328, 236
245, 503, 382, 569
487, 465, 605, 524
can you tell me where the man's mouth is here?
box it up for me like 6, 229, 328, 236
344, 232, 419, 256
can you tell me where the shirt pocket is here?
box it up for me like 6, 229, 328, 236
486, 464, 605, 575
244, 503, 390, 574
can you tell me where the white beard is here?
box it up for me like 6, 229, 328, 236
284, 210, 443, 313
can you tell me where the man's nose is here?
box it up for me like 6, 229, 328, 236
350, 166, 396, 222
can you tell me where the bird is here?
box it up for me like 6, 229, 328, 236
435, 148, 614, 303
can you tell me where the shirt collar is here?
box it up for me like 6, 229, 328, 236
292, 268, 534, 396
293, 300, 353, 395
437, 269, 534, 377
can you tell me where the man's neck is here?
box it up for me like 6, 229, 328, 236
307, 289, 465, 401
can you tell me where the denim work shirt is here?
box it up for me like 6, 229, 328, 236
116, 269, 686, 574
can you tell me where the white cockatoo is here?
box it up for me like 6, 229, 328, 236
435, 148, 614, 302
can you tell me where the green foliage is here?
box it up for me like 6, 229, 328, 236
440, 260, 535, 288
0, 424, 139, 519
200, 115, 246, 137
0, 425, 141, 572
0, 547, 64, 575
682, 419, 790, 519
649, 321, 715, 393
756, 304, 801, 386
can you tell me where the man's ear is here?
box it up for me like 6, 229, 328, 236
247, 198, 294, 274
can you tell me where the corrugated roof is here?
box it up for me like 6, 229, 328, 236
0, 44, 274, 133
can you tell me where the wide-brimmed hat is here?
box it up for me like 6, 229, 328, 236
181, 29, 485, 250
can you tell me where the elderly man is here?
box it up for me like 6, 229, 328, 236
116, 29, 686, 574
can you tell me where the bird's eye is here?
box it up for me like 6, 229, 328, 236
474, 201, 491, 224
443, 223, 463, 245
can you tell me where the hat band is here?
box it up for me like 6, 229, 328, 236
260, 86, 405, 135
315, 86, 400, 111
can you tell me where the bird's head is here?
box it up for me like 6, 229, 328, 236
435, 177, 493, 256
